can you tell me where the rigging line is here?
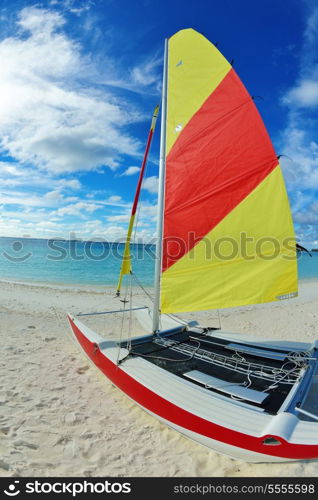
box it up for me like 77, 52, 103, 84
217, 309, 222, 330
121, 334, 189, 358
119, 334, 200, 365
229, 370, 255, 402
188, 335, 313, 362
131, 271, 154, 302
232, 351, 246, 363
156, 340, 302, 382
116, 274, 130, 365
263, 364, 301, 392
127, 271, 133, 352
130, 339, 202, 363
165, 312, 190, 326
287, 350, 313, 363
229, 370, 259, 403
155, 329, 295, 364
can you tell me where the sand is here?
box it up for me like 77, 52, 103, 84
0, 278, 317, 477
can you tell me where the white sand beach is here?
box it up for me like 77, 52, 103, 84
0, 278, 317, 477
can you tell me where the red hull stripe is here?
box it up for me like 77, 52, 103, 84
163, 69, 278, 271
69, 317, 318, 460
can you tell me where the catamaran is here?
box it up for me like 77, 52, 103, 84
68, 29, 318, 462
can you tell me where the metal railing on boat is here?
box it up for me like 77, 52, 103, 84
76, 306, 148, 317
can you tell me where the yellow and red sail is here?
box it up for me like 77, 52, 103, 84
117, 105, 159, 295
160, 29, 297, 313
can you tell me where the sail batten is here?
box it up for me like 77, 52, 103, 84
159, 29, 297, 314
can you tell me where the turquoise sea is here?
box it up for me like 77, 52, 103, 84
0, 236, 317, 287
0, 237, 155, 287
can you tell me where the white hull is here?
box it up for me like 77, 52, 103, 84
68, 315, 318, 463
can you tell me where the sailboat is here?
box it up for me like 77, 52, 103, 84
68, 29, 318, 462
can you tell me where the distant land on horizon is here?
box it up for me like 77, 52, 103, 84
0, 235, 154, 246
1, 235, 318, 251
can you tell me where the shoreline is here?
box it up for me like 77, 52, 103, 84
0, 277, 152, 295
1, 275, 318, 292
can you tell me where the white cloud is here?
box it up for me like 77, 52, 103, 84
0, 5, 162, 240
304, 6, 318, 44
0, 6, 142, 174
57, 178, 81, 190
1, 163, 23, 176
294, 200, 318, 225
36, 220, 60, 229
108, 214, 131, 223
0, 161, 82, 191
0, 201, 157, 241
139, 204, 157, 217
106, 195, 122, 203
96, 224, 126, 240
52, 0, 93, 16
18, 5, 65, 35
121, 166, 140, 176
44, 190, 64, 202
280, 126, 318, 190
101, 55, 162, 96
0, 189, 54, 207
142, 176, 158, 194
283, 79, 318, 107
55, 201, 100, 216
130, 55, 162, 90
279, 4, 318, 245
0, 183, 82, 209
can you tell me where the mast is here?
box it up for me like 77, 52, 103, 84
116, 105, 159, 296
152, 38, 168, 333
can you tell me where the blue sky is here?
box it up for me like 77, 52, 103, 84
0, 0, 317, 246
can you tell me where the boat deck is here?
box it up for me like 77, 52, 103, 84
122, 329, 308, 414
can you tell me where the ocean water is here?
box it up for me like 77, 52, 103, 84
0, 237, 155, 287
0, 236, 317, 287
